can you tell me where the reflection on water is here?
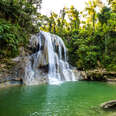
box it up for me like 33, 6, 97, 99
0, 81, 116, 116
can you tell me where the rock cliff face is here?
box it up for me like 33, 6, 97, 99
0, 58, 24, 88
0, 52, 48, 87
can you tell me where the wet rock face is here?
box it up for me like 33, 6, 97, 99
29, 33, 45, 53
100, 100, 116, 109
38, 64, 49, 73
0, 58, 24, 87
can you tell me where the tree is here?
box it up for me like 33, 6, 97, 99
98, 6, 111, 55
108, 0, 116, 12
85, 0, 103, 31
67, 6, 80, 30
0, 0, 42, 57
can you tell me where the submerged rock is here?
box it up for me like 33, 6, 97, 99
101, 100, 116, 109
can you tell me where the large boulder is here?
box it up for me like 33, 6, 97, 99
100, 100, 116, 109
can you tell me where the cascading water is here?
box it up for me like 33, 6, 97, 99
24, 31, 81, 85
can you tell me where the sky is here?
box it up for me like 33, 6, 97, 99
40, 0, 108, 16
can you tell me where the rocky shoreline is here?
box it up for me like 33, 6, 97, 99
0, 62, 116, 88
81, 69, 116, 82
0, 57, 48, 88
0, 47, 116, 88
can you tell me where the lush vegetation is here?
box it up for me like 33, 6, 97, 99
0, 0, 42, 58
0, 0, 116, 71
40, 0, 116, 71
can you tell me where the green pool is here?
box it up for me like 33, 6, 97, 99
0, 81, 116, 116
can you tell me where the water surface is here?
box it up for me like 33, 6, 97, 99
0, 81, 116, 116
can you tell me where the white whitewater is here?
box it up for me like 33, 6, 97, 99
24, 31, 80, 85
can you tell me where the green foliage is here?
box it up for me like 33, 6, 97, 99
0, 19, 29, 57
0, 0, 115, 71
98, 6, 111, 25
0, 0, 42, 58
40, 4, 116, 71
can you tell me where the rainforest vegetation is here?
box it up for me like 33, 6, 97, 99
0, 0, 116, 71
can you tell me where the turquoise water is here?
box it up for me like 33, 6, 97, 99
0, 81, 116, 116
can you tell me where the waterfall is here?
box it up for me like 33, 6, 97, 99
24, 31, 81, 85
